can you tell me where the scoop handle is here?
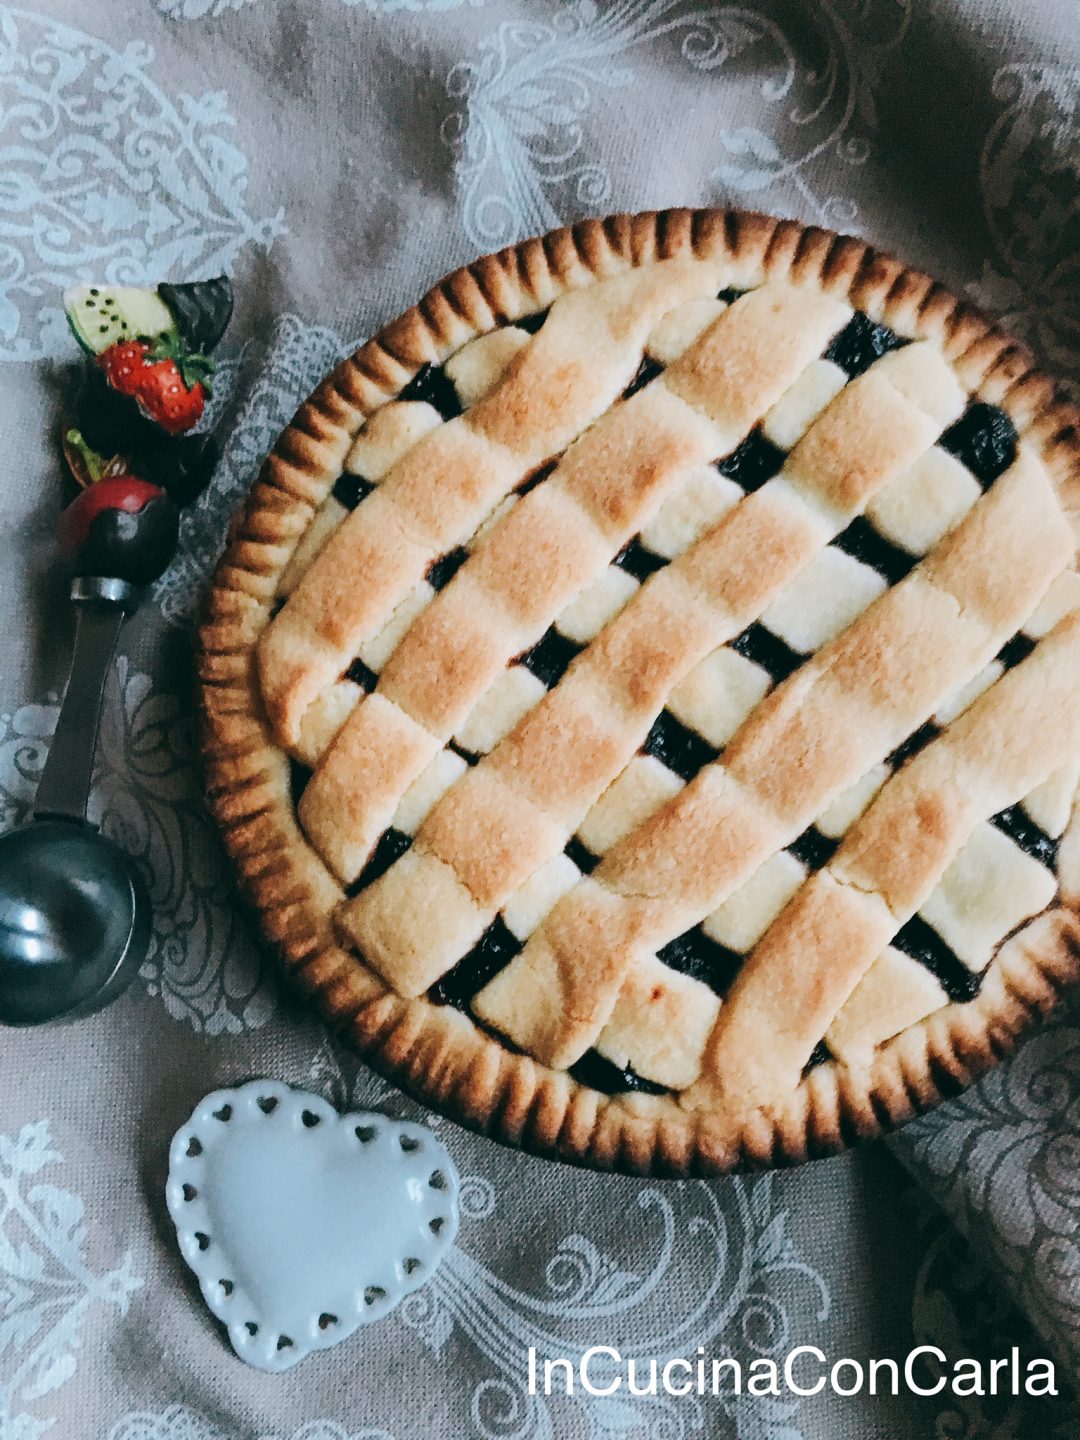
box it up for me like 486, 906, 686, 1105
33, 577, 140, 825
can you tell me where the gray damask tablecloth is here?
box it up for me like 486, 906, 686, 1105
1, 3, 1079, 1438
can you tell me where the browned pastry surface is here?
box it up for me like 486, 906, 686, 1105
198, 208, 1080, 1175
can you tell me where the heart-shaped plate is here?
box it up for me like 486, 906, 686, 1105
165, 1080, 460, 1370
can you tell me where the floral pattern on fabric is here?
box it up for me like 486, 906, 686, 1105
0, 5, 283, 360
441, 0, 782, 249
297, 1036, 830, 1440
104, 1411, 394, 1440
441, 0, 913, 250
967, 60, 1080, 387
907, 1182, 1080, 1437
0, 1122, 141, 1440
708, 0, 911, 226
420, 1180, 828, 1440
892, 993, 1080, 1382
152, 0, 488, 18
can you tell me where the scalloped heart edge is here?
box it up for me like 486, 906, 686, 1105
165, 1079, 460, 1370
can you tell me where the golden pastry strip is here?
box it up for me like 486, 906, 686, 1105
258, 259, 732, 745
687, 611, 1080, 1114
604, 551, 1080, 1087
297, 695, 442, 885
474, 454, 1072, 1067
303, 283, 848, 882
341, 341, 964, 996
823, 947, 950, 1068
595, 951, 722, 1090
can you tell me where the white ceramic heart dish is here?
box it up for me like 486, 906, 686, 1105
166, 1080, 460, 1371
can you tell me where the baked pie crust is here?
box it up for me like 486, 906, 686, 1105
198, 209, 1080, 1175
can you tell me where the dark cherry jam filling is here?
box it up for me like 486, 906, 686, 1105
802, 1039, 833, 1075
891, 915, 980, 1002
940, 402, 1017, 487
429, 915, 522, 1008
289, 759, 313, 807
568, 1050, 668, 1096
989, 805, 1059, 871
332, 473, 376, 511
426, 546, 469, 591
346, 828, 412, 897
887, 718, 940, 770
517, 458, 558, 496
564, 836, 600, 874
731, 623, 804, 684
623, 355, 664, 400
448, 739, 480, 767
614, 537, 668, 583
519, 628, 585, 687
515, 308, 549, 335
787, 825, 839, 872
399, 362, 462, 420
306, 311, 1033, 1096
996, 633, 1036, 671
716, 429, 785, 492
643, 710, 720, 782
823, 312, 906, 378
832, 515, 917, 583
717, 287, 745, 304
657, 925, 744, 998
345, 656, 378, 692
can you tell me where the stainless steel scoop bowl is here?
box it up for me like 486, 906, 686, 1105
0, 576, 151, 1025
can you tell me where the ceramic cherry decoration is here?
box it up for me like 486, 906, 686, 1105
56, 472, 179, 586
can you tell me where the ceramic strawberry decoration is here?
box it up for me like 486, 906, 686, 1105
61, 276, 232, 511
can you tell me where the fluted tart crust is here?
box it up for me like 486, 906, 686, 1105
198, 209, 1080, 1175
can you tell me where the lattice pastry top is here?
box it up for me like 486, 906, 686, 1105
200, 210, 1080, 1175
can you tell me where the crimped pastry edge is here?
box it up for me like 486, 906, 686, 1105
197, 207, 1080, 1177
